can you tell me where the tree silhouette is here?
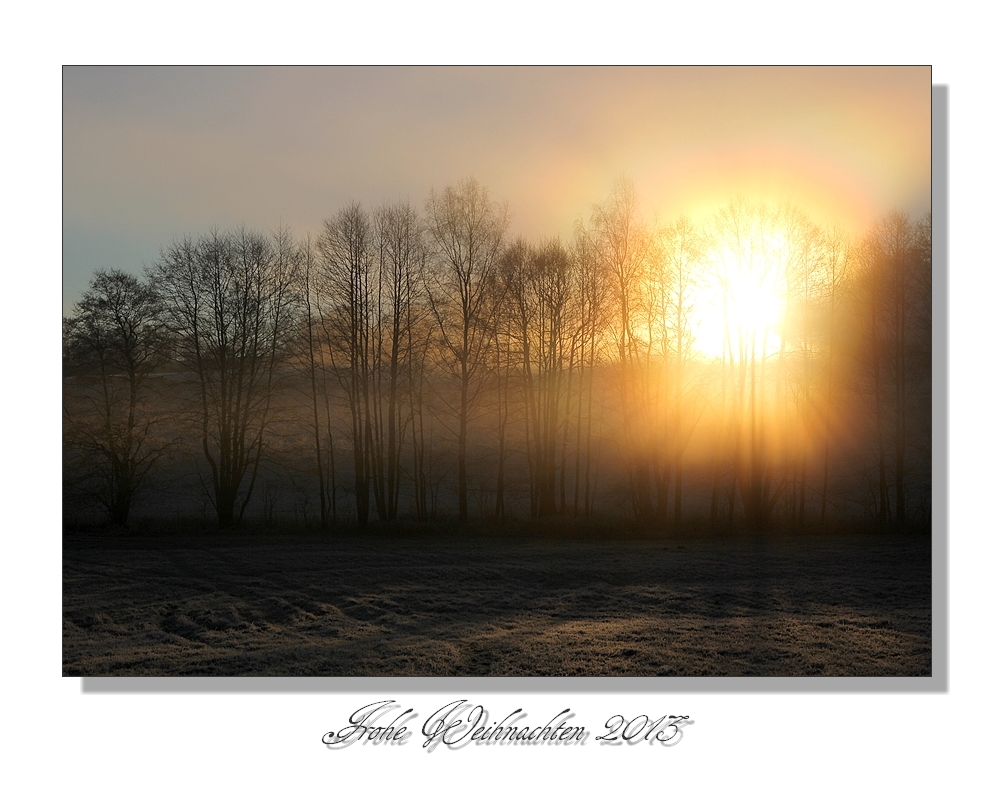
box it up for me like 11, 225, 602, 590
424, 178, 509, 522
317, 204, 379, 527
658, 216, 706, 525
708, 199, 803, 530
852, 211, 931, 529
62, 179, 931, 533
152, 228, 300, 528
63, 270, 171, 527
815, 225, 851, 524
502, 237, 576, 517
374, 201, 425, 521
300, 236, 336, 529
589, 176, 660, 519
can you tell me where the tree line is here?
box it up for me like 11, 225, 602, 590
63, 177, 931, 532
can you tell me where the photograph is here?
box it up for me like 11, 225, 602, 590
62, 65, 932, 677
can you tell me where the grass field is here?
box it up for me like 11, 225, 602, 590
63, 525, 931, 676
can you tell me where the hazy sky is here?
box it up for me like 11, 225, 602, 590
63, 66, 930, 312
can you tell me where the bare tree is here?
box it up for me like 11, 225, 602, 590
852, 211, 930, 530
769, 206, 821, 527
152, 228, 300, 528
502, 237, 575, 517
570, 221, 609, 517
64, 270, 171, 526
659, 216, 706, 525
374, 201, 425, 521
406, 307, 438, 521
709, 199, 794, 529
883, 212, 919, 530
815, 225, 851, 524
300, 236, 337, 529
589, 176, 660, 519
424, 178, 509, 522
317, 204, 379, 527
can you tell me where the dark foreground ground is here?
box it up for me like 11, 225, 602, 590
63, 525, 931, 676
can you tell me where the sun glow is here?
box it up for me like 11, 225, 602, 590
689, 232, 788, 359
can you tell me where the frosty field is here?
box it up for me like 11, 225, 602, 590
63, 527, 931, 677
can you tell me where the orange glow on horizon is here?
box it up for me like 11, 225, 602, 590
649, 147, 879, 239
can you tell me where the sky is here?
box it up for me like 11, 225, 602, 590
62, 66, 930, 313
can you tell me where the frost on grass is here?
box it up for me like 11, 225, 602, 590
63, 531, 931, 677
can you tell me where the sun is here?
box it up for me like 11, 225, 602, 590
688, 231, 788, 360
